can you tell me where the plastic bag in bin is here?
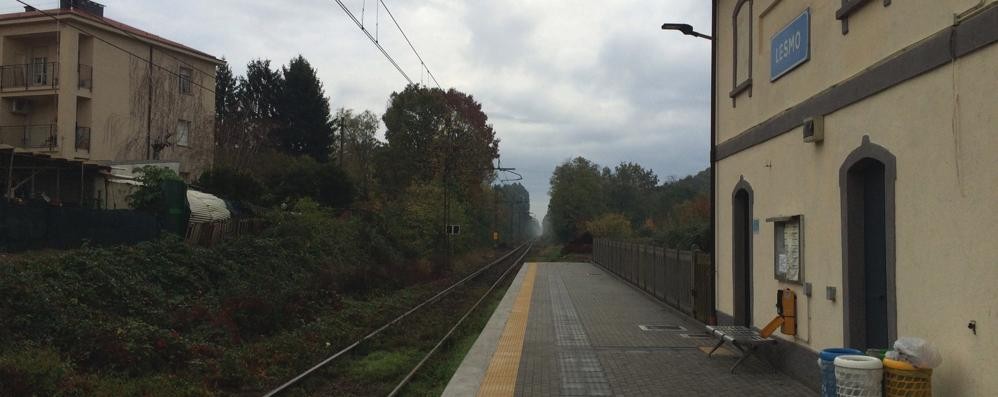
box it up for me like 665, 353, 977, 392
885, 337, 943, 369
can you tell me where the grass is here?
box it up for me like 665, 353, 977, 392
260, 248, 527, 396
397, 273, 514, 396
528, 243, 590, 263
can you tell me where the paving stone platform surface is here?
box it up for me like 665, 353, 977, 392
453, 261, 816, 397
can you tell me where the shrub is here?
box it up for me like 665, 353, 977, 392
127, 166, 184, 213
246, 151, 355, 208
0, 346, 73, 396
196, 167, 264, 202
585, 213, 634, 239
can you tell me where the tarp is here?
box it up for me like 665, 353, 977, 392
187, 190, 231, 223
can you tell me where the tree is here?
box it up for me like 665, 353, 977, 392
211, 59, 284, 170
378, 85, 499, 200
215, 60, 239, 123
546, 157, 607, 242
494, 183, 531, 242
239, 59, 283, 123
335, 108, 381, 198
606, 162, 659, 227
585, 213, 634, 239
196, 167, 263, 202
276, 56, 335, 162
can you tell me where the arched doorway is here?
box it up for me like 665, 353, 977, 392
841, 136, 897, 349
732, 178, 753, 327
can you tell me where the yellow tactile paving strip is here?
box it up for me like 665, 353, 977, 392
477, 263, 537, 397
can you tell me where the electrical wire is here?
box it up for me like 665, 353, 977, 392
378, 0, 442, 89
332, 0, 413, 84
14, 0, 217, 94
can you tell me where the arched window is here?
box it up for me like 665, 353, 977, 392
731, 0, 753, 100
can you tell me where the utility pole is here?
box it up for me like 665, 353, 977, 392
491, 160, 517, 247
339, 115, 345, 168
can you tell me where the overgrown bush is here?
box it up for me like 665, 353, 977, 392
127, 166, 184, 213
195, 167, 264, 202
242, 151, 355, 208
585, 213, 634, 239
0, 201, 415, 395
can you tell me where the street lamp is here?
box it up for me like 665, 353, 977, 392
661, 17, 716, 324
661, 23, 712, 40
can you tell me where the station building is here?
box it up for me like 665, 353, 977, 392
711, 0, 997, 394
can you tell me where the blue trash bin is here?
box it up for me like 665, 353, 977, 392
819, 348, 863, 397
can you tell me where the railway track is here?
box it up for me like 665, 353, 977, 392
264, 242, 533, 396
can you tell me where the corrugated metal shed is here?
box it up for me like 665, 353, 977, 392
187, 190, 230, 223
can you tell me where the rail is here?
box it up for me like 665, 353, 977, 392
388, 242, 532, 396
0, 124, 57, 149
263, 242, 532, 396
593, 238, 716, 324
0, 62, 58, 90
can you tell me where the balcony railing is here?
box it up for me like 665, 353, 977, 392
0, 63, 58, 90
75, 126, 91, 151
78, 64, 93, 90
0, 124, 58, 149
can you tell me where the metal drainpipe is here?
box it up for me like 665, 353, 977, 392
710, 0, 719, 323
146, 45, 153, 160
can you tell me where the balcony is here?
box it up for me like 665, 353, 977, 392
0, 63, 94, 92
0, 124, 58, 150
1, 63, 57, 91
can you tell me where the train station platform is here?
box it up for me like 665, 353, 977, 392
443, 262, 815, 397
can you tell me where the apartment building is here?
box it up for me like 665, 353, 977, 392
0, 0, 221, 183
711, 0, 997, 394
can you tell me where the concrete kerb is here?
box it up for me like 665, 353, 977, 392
441, 262, 530, 397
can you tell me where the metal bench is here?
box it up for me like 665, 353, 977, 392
705, 325, 777, 373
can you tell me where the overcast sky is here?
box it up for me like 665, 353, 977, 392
76, 0, 712, 221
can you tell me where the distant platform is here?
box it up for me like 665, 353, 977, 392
443, 262, 814, 397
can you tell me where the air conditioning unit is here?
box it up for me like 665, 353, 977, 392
11, 99, 31, 114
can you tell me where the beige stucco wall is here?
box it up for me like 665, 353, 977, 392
716, 0, 995, 143
0, 13, 217, 181
714, 32, 998, 397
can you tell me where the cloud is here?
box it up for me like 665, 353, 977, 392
98, 0, 711, 221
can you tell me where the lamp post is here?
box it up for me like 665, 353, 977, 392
662, 17, 717, 324
661, 23, 713, 40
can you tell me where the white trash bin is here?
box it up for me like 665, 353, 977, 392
834, 355, 883, 397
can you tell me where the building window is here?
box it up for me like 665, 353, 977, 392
731, 0, 753, 99
32, 57, 49, 85
179, 67, 193, 95
177, 119, 191, 147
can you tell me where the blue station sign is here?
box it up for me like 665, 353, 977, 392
770, 9, 810, 81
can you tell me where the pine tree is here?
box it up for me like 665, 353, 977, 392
277, 56, 334, 162
214, 59, 239, 122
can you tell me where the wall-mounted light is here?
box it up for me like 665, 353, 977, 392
661, 23, 713, 40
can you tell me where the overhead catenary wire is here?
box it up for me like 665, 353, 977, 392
14, 0, 217, 95
377, 0, 442, 89
332, 0, 413, 84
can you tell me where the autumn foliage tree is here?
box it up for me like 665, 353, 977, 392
545, 157, 711, 250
